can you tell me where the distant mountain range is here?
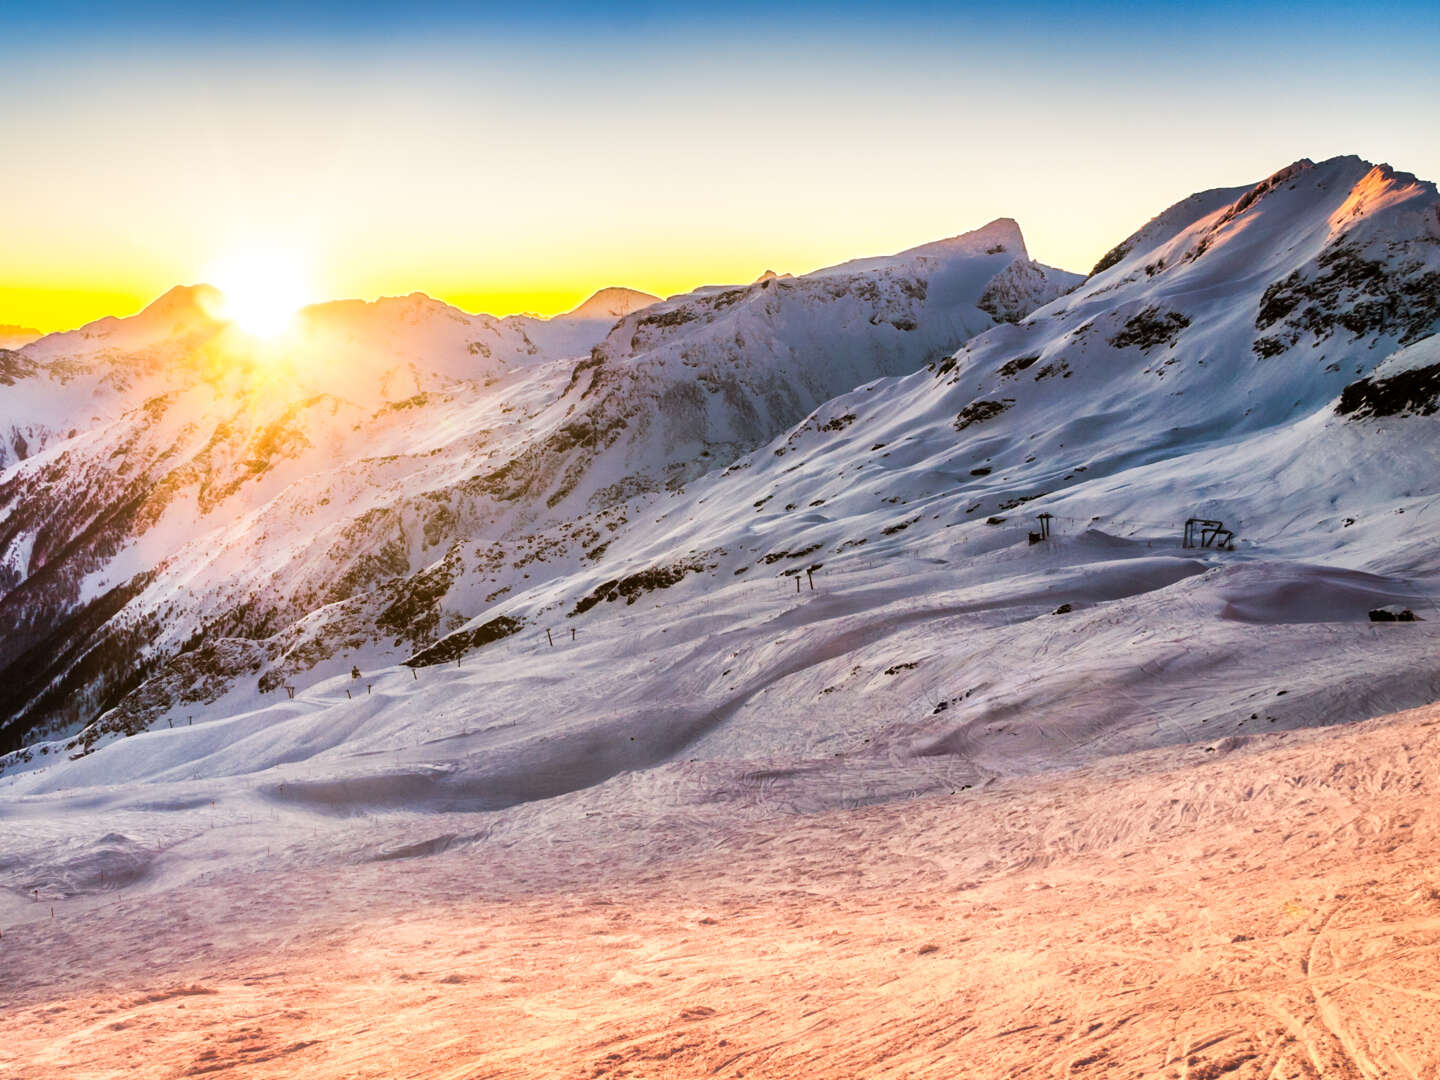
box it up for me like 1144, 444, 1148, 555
0, 324, 41, 350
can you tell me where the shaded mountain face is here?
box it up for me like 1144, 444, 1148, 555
0, 224, 1076, 753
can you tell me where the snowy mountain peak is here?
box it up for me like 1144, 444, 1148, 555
21, 283, 224, 363
145, 282, 222, 318
1263, 157, 1316, 185
805, 218, 1041, 284
1328, 161, 1440, 238
115, 282, 218, 331
300, 291, 473, 329
899, 217, 1029, 262
1085, 154, 1440, 292
1214, 159, 1315, 222
120, 283, 225, 337
563, 287, 661, 320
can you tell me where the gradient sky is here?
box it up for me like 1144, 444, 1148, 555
3, 1, 1438, 331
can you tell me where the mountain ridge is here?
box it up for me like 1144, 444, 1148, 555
0, 216, 1077, 755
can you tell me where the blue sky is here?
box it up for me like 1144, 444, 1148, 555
3, 0, 1437, 328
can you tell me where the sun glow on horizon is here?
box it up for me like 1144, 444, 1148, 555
204, 251, 311, 338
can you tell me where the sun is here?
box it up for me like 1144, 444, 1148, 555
204, 250, 310, 337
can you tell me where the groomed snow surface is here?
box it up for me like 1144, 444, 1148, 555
5, 697, 1440, 1077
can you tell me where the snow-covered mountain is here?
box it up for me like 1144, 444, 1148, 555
477, 218, 1078, 515
1, 156, 1438, 844
0, 223, 1075, 756
0, 286, 617, 471
0, 286, 645, 748
562, 287, 662, 320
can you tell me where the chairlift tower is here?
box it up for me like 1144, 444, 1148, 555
1183, 517, 1234, 549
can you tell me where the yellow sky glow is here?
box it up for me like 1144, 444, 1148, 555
3, 30, 1437, 335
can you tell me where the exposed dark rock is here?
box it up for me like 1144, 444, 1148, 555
1257, 240, 1440, 347
405, 615, 525, 666
998, 491, 1048, 512
0, 348, 38, 386
881, 517, 919, 536
0, 573, 159, 755
1252, 336, 1289, 359
1109, 307, 1191, 351
635, 308, 698, 330
569, 557, 712, 616
1087, 242, 1131, 278
954, 400, 1013, 432
1336, 362, 1440, 420
562, 347, 607, 398
376, 551, 461, 646
995, 355, 1041, 378
761, 543, 823, 564
73, 638, 267, 752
